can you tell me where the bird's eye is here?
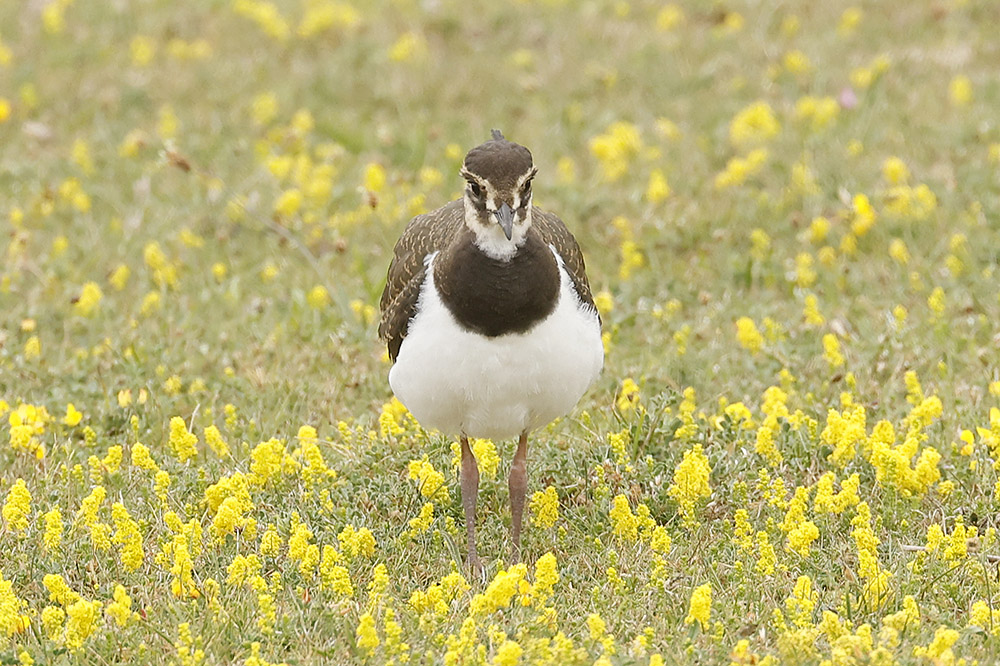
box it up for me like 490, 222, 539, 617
519, 182, 531, 207
468, 182, 481, 197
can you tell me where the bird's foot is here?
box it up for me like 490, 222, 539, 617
468, 553, 485, 582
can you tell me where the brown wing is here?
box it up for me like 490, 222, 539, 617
532, 208, 598, 316
378, 199, 464, 360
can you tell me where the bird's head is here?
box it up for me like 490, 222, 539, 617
460, 129, 537, 260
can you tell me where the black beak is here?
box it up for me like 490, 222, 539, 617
495, 202, 514, 240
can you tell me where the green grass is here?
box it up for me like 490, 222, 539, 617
2, 0, 1000, 663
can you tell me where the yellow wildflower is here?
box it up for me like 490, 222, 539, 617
74, 282, 103, 317
685, 584, 711, 630
106, 585, 134, 627
0, 571, 30, 637
589, 121, 642, 181
729, 101, 780, 147
609, 494, 638, 541
407, 457, 449, 503
356, 612, 380, 653
65, 599, 102, 651
168, 416, 198, 463
530, 486, 559, 529
949, 75, 972, 107
667, 445, 712, 527
307, 285, 330, 309
2, 479, 31, 533
736, 317, 764, 354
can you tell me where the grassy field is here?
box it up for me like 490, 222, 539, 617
2, 0, 1000, 663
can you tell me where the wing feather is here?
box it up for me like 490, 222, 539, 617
531, 209, 598, 316
378, 200, 464, 360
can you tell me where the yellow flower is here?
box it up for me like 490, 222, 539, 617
530, 486, 559, 529
0, 572, 29, 637
41, 605, 64, 641
667, 445, 712, 527
168, 416, 198, 463
882, 156, 910, 184
307, 285, 330, 309
42, 507, 63, 552
532, 552, 559, 602
822, 334, 845, 369
62, 403, 83, 427
609, 494, 638, 541
616, 377, 641, 412
736, 317, 764, 354
450, 438, 499, 478
363, 163, 386, 193
107, 264, 131, 291
65, 599, 103, 651
169, 534, 198, 599
157, 104, 179, 140
2, 479, 31, 533
715, 149, 768, 189
949, 75, 973, 107
112, 503, 144, 571
586, 612, 606, 640
105, 585, 134, 627
74, 282, 103, 317
589, 121, 642, 181
927, 286, 945, 316
593, 290, 614, 317
888, 238, 910, 265
645, 169, 670, 203
685, 584, 711, 630
914, 626, 959, 661
407, 457, 449, 503
756, 531, 776, 575
298, 1, 360, 38
491, 640, 522, 666
388, 31, 426, 62
729, 101, 780, 147
129, 35, 156, 66
408, 502, 434, 535
273, 188, 303, 217
233, 0, 291, 41
782, 50, 812, 75
470, 564, 528, 616
785, 576, 818, 627
716, 11, 744, 34
838, 7, 863, 36
356, 612, 380, 653
338, 524, 376, 559
656, 5, 685, 31
250, 92, 279, 126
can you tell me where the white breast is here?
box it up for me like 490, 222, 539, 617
388, 247, 604, 440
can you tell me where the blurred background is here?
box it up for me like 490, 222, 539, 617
1, 0, 998, 429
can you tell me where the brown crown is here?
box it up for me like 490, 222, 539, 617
462, 132, 534, 190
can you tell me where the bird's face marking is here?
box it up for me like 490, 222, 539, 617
460, 135, 537, 260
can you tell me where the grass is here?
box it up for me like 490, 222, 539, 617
2, 0, 1000, 663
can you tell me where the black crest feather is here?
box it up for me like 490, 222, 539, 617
490, 129, 505, 141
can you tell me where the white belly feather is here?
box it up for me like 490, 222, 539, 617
388, 248, 603, 440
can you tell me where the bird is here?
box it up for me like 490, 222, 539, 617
378, 130, 603, 573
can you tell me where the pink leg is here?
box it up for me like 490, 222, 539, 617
460, 436, 482, 576
509, 432, 528, 562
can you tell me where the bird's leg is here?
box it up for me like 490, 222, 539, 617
460, 435, 482, 577
509, 432, 529, 562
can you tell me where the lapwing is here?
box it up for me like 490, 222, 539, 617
378, 130, 603, 573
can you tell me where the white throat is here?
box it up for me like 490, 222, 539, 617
463, 197, 532, 261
